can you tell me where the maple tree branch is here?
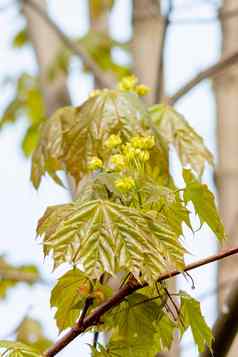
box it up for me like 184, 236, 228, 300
44, 246, 238, 357
0, 269, 38, 283
21, 0, 115, 89
170, 7, 238, 26
168, 49, 238, 105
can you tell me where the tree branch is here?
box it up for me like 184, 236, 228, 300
170, 7, 238, 26
169, 49, 238, 105
200, 279, 238, 357
0, 269, 38, 283
21, 0, 115, 89
155, 0, 173, 103
44, 246, 238, 357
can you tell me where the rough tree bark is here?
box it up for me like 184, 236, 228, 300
215, 0, 238, 355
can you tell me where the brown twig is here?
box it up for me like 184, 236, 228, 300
21, 0, 115, 89
44, 246, 238, 357
169, 49, 238, 105
0, 269, 38, 283
170, 7, 238, 26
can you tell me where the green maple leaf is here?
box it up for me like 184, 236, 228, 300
50, 269, 91, 331
16, 318, 52, 353
183, 169, 225, 240
141, 180, 191, 236
179, 291, 213, 353
149, 104, 213, 176
37, 199, 185, 284
97, 293, 175, 356
31, 90, 149, 188
153, 313, 176, 351
0, 340, 41, 357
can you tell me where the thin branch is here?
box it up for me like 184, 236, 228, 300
155, 0, 173, 103
169, 49, 238, 105
44, 246, 238, 357
0, 269, 38, 283
78, 298, 93, 326
21, 0, 115, 89
170, 7, 238, 26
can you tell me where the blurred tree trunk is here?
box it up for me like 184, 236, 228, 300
132, 0, 164, 104
215, 0, 238, 355
22, 0, 70, 115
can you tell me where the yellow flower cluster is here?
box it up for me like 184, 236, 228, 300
88, 157, 103, 171
118, 75, 150, 97
110, 154, 125, 170
88, 134, 155, 171
124, 145, 150, 162
115, 176, 135, 192
105, 134, 122, 149
131, 136, 155, 150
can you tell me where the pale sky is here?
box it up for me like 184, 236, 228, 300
0, 1, 221, 356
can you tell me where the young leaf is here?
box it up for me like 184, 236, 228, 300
91, 339, 151, 357
0, 340, 41, 357
149, 104, 213, 176
153, 313, 176, 352
16, 318, 52, 352
179, 291, 213, 353
37, 199, 185, 284
31, 90, 149, 188
100, 293, 175, 356
183, 169, 225, 240
50, 269, 91, 332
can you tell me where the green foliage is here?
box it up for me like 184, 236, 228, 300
37, 199, 185, 283
89, 0, 114, 20
0, 340, 41, 357
12, 28, 29, 48
79, 31, 130, 78
183, 169, 225, 240
0, 257, 39, 300
0, 74, 45, 156
179, 291, 213, 353
50, 268, 112, 331
149, 104, 213, 176
16, 318, 52, 353
29, 78, 225, 354
31, 89, 151, 188
93, 292, 176, 356
50, 269, 92, 331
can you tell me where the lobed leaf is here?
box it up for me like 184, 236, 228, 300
0, 340, 41, 357
183, 169, 225, 240
149, 104, 213, 176
179, 291, 213, 353
96, 292, 175, 356
37, 199, 185, 284
31, 90, 151, 188
16, 318, 52, 353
